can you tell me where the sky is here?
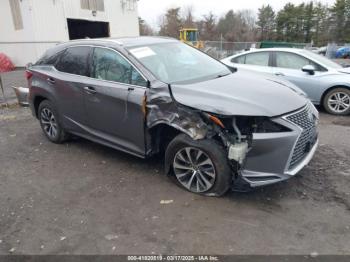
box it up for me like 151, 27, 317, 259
138, 0, 336, 29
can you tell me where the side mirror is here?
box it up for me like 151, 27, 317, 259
302, 65, 316, 75
227, 65, 237, 73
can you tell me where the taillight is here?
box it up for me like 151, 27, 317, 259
25, 70, 33, 80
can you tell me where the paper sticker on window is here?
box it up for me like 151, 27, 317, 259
130, 47, 156, 59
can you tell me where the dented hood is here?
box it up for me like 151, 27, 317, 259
170, 70, 307, 117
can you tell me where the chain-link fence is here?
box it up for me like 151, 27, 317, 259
202, 41, 259, 60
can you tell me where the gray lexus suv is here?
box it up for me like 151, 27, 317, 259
28, 37, 319, 196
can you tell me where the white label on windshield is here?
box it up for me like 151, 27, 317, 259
130, 47, 156, 59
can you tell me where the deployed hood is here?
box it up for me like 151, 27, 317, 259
170, 70, 307, 117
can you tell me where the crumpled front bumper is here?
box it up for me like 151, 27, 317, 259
239, 104, 319, 188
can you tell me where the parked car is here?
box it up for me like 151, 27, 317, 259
221, 48, 350, 115
336, 46, 350, 59
28, 37, 318, 196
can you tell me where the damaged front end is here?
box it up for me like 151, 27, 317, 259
146, 84, 319, 191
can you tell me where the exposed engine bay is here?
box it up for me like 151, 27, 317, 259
145, 84, 306, 191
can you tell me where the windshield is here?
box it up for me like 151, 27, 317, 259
301, 50, 342, 69
128, 42, 231, 84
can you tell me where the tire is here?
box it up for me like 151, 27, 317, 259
165, 134, 232, 197
323, 88, 350, 115
38, 100, 68, 144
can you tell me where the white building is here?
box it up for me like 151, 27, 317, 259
0, 0, 140, 67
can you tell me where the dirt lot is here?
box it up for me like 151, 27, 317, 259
0, 106, 349, 255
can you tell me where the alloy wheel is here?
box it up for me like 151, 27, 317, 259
173, 147, 216, 193
40, 108, 58, 139
328, 92, 350, 113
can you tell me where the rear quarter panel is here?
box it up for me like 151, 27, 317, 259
29, 66, 59, 117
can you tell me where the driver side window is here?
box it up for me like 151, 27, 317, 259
275, 52, 309, 70
92, 47, 147, 87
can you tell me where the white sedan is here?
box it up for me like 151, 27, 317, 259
222, 48, 350, 115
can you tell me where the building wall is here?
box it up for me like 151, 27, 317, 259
64, 0, 139, 37
0, 0, 139, 67
0, 0, 37, 66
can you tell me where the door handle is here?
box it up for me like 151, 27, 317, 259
47, 77, 55, 85
84, 86, 97, 95
275, 72, 285, 76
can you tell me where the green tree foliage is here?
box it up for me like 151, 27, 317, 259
276, 3, 304, 42
257, 5, 275, 40
151, 1, 350, 45
329, 0, 350, 42
313, 2, 330, 45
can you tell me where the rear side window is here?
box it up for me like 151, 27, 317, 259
232, 55, 246, 64
55, 47, 91, 76
245, 52, 269, 66
35, 50, 64, 66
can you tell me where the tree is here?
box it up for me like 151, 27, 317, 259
302, 2, 314, 43
182, 6, 196, 28
276, 3, 305, 42
313, 2, 330, 45
159, 7, 182, 38
237, 10, 257, 42
217, 10, 256, 42
139, 17, 154, 36
329, 0, 350, 43
217, 10, 236, 41
199, 12, 218, 40
257, 5, 275, 40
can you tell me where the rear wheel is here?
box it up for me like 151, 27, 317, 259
165, 134, 232, 196
323, 88, 350, 115
38, 100, 68, 143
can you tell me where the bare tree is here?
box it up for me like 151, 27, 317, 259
182, 5, 196, 28
217, 9, 257, 42
139, 17, 155, 36
199, 12, 218, 40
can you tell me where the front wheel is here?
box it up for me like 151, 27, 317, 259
165, 134, 232, 196
323, 88, 350, 115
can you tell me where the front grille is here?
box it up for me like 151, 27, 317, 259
286, 105, 317, 170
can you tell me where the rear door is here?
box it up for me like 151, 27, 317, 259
83, 46, 148, 156
51, 46, 92, 131
231, 51, 273, 74
272, 51, 321, 103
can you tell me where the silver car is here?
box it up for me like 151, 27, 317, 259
222, 48, 350, 115
28, 37, 318, 196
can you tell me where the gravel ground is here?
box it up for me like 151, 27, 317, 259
0, 106, 349, 255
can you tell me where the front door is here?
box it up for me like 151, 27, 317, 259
84, 46, 148, 156
272, 51, 320, 103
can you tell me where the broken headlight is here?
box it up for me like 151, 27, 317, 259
253, 117, 291, 133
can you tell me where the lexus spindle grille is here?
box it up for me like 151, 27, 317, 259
286, 105, 318, 170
